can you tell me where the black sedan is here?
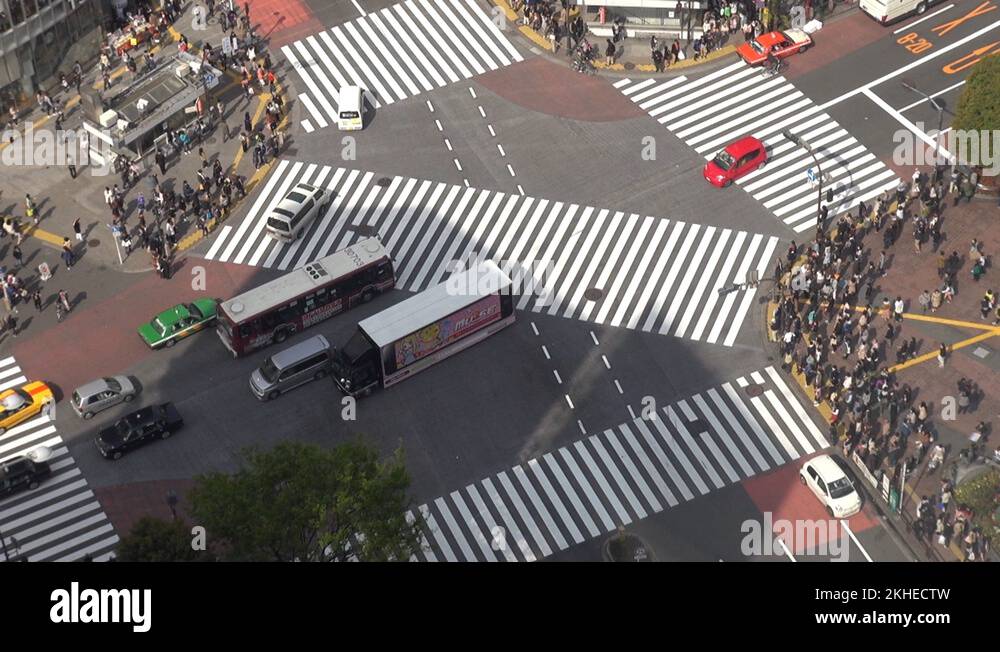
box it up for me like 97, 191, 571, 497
94, 403, 184, 460
0, 448, 52, 497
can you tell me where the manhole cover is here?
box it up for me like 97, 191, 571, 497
356, 225, 376, 237
584, 288, 604, 301
88, 239, 101, 247
376, 177, 392, 187
623, 62, 635, 71
746, 385, 764, 397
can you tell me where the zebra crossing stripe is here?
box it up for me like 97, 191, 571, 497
497, 471, 552, 558
603, 429, 662, 514
405, 509, 437, 562
465, 484, 517, 562
531, 457, 589, 544
512, 464, 569, 551
617, 64, 900, 230
410, 366, 830, 561
434, 497, 476, 562
206, 167, 774, 345
556, 449, 614, 533
280, 0, 522, 127
450, 490, 498, 561
573, 441, 631, 527
419, 504, 456, 562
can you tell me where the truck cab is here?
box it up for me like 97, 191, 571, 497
332, 329, 381, 397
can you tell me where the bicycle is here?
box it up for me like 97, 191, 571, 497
760, 59, 787, 77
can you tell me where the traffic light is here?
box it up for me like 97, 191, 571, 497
826, 188, 834, 203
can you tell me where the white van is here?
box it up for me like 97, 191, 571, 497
860, 0, 942, 24
265, 182, 329, 242
337, 85, 364, 131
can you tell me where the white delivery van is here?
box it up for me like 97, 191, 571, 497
265, 182, 329, 242
860, 0, 942, 24
337, 85, 364, 131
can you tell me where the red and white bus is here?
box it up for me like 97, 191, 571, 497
216, 237, 395, 357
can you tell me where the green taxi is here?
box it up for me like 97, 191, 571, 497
138, 299, 219, 349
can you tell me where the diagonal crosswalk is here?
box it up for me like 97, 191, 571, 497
0, 357, 119, 562
406, 365, 829, 561
282, 0, 523, 132
205, 161, 779, 346
615, 61, 900, 234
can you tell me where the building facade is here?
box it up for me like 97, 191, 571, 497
0, 0, 107, 110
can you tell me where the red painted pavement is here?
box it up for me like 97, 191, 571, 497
786, 12, 891, 80
94, 479, 196, 538
476, 58, 647, 122
743, 454, 880, 556
247, 0, 325, 49
12, 260, 261, 398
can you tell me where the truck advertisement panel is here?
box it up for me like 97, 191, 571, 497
392, 294, 502, 371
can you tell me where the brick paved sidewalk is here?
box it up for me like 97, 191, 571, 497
94, 479, 197, 539
768, 174, 1000, 561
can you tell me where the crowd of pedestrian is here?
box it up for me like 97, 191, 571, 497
0, 0, 270, 340
770, 163, 993, 561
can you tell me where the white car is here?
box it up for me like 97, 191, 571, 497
799, 454, 862, 518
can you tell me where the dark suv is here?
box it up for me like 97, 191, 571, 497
0, 453, 52, 498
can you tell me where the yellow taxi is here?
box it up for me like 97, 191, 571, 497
0, 381, 55, 435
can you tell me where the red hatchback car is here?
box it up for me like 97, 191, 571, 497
703, 136, 768, 188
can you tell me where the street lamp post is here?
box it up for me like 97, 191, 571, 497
783, 128, 824, 238
901, 79, 946, 167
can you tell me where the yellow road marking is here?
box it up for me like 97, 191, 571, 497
887, 328, 1000, 373
898, 311, 999, 331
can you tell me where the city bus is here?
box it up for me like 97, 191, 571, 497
331, 260, 515, 397
216, 237, 395, 357
860, 0, 944, 24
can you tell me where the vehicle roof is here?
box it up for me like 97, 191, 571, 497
358, 260, 511, 349
339, 85, 362, 111
75, 378, 112, 397
268, 334, 330, 368
783, 28, 810, 42
270, 183, 323, 220
158, 304, 191, 327
725, 136, 763, 157
807, 454, 847, 480
221, 237, 389, 323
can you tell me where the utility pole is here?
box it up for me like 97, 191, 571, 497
783, 128, 825, 238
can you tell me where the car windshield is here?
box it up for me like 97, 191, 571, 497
2, 390, 29, 411
153, 318, 167, 335
750, 39, 765, 55
285, 191, 308, 203
267, 217, 290, 232
828, 477, 854, 499
713, 150, 736, 171
259, 358, 280, 383
116, 420, 131, 437
187, 303, 204, 320
105, 378, 122, 392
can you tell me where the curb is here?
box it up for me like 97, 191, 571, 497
490, 0, 738, 75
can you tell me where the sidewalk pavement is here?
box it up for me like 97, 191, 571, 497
0, 4, 282, 272
767, 189, 1000, 560
490, 0, 859, 75
93, 478, 197, 539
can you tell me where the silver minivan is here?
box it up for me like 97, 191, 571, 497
250, 334, 332, 400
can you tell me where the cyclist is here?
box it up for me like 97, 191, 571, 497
766, 50, 781, 75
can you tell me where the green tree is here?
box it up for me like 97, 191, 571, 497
953, 54, 1000, 168
188, 440, 423, 561
116, 516, 207, 562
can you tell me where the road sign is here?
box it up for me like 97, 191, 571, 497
38, 262, 52, 281
806, 167, 817, 183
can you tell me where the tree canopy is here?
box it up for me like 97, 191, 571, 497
116, 516, 208, 562
187, 440, 424, 561
953, 54, 1000, 135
